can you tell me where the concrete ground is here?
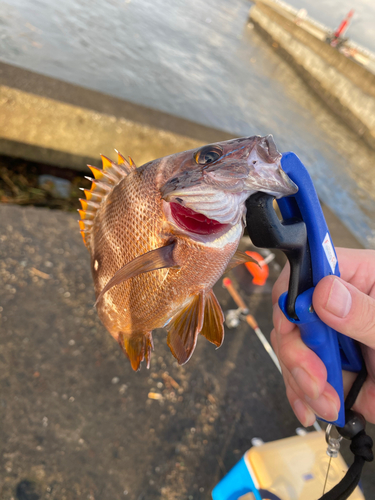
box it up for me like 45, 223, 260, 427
0, 203, 374, 500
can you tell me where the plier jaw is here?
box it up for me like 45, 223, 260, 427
245, 152, 363, 427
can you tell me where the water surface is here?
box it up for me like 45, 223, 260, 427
1, 0, 375, 247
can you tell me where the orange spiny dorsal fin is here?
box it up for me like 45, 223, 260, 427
199, 290, 224, 347
79, 198, 100, 212
80, 198, 88, 211
88, 165, 105, 180
85, 177, 112, 194
116, 150, 126, 165
78, 153, 131, 249
119, 332, 154, 371
78, 219, 93, 230
80, 187, 102, 202
128, 156, 137, 169
78, 209, 95, 220
114, 150, 133, 174
100, 154, 113, 170
102, 153, 133, 177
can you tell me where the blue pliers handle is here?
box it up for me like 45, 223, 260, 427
246, 152, 363, 427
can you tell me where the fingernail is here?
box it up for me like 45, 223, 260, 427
291, 367, 320, 400
304, 394, 339, 421
293, 399, 316, 427
325, 279, 352, 318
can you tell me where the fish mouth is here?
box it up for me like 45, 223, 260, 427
169, 202, 231, 236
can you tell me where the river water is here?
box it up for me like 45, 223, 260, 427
1, 0, 375, 248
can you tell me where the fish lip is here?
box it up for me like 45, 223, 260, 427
247, 137, 298, 198
258, 136, 299, 195
257, 134, 281, 163
278, 167, 298, 196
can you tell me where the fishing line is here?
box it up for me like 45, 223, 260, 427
318, 364, 373, 500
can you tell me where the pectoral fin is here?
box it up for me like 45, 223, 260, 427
225, 250, 258, 272
199, 290, 224, 347
95, 242, 178, 305
118, 332, 154, 371
166, 292, 204, 365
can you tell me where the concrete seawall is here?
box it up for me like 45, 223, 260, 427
249, 0, 375, 151
0, 62, 234, 172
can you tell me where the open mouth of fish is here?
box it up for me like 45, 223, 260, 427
169, 202, 230, 236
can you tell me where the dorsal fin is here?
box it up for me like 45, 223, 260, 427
115, 149, 135, 170
166, 292, 205, 365
118, 332, 154, 371
78, 152, 132, 248
128, 156, 137, 169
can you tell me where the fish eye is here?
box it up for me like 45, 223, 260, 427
194, 145, 223, 165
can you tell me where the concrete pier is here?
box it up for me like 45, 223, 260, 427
0, 62, 234, 172
249, 0, 375, 151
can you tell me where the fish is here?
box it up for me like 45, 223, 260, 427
78, 135, 297, 371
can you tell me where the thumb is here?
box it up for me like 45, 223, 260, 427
313, 276, 375, 350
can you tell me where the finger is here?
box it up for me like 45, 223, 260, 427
273, 302, 294, 336
272, 261, 290, 305
271, 324, 340, 421
271, 249, 375, 308
363, 346, 375, 382
286, 385, 317, 428
334, 248, 375, 294
342, 347, 375, 425
313, 276, 375, 349
283, 360, 340, 424
272, 305, 327, 398
342, 369, 375, 425
283, 356, 340, 422
271, 334, 315, 426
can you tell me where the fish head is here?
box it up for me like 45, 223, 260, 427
161, 135, 297, 242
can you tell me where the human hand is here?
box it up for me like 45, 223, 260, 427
271, 247, 375, 426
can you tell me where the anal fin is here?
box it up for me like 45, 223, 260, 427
119, 332, 154, 371
166, 292, 204, 365
199, 290, 224, 347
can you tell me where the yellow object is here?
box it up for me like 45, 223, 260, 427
245, 431, 365, 499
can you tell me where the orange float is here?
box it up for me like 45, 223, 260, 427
244, 251, 269, 286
